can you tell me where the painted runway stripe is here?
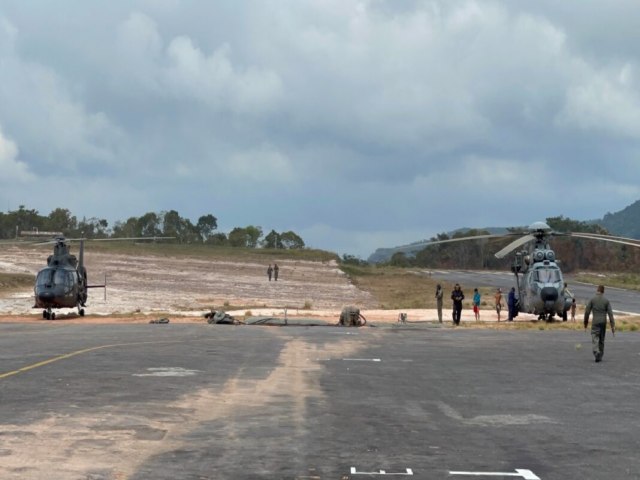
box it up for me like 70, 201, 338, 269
351, 467, 413, 475
0, 341, 179, 380
449, 469, 540, 479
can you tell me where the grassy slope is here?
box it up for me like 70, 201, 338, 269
0, 273, 34, 292
574, 272, 640, 292
339, 264, 498, 310
81, 242, 339, 263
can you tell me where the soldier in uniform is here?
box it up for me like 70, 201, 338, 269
583, 285, 615, 363
267, 264, 273, 281
435, 284, 444, 323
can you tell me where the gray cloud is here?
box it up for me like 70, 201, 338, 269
0, 0, 638, 256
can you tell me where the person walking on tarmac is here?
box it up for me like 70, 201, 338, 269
435, 284, 444, 323
584, 285, 615, 363
451, 284, 464, 326
267, 264, 273, 281
273, 263, 279, 281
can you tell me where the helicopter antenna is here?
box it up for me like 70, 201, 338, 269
79, 239, 85, 270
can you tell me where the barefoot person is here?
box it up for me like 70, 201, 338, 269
494, 288, 503, 322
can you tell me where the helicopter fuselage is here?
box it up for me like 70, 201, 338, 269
34, 266, 84, 309
519, 260, 570, 316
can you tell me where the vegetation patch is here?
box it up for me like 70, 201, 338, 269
575, 272, 640, 292
0, 273, 34, 292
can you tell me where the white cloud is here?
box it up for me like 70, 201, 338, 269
556, 63, 640, 138
226, 145, 294, 183
163, 36, 283, 115
0, 126, 34, 182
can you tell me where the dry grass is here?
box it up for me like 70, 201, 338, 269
340, 265, 501, 310
575, 272, 640, 292
78, 241, 339, 263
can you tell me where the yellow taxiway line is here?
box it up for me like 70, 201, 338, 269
0, 341, 178, 380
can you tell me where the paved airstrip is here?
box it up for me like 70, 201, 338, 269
1, 323, 639, 479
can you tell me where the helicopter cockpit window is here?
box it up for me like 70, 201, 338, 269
53, 270, 74, 290
534, 267, 561, 284
36, 268, 55, 286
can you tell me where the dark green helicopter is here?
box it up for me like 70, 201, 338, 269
33, 237, 104, 319
31, 234, 173, 320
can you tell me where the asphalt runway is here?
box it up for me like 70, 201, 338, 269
1, 323, 639, 479
426, 270, 640, 315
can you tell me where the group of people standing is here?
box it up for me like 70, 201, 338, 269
434, 284, 518, 325
434, 281, 616, 363
267, 263, 279, 281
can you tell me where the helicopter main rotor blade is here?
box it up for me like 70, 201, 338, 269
569, 232, 640, 248
397, 234, 508, 254
494, 234, 535, 259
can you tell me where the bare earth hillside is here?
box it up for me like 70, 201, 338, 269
0, 245, 376, 321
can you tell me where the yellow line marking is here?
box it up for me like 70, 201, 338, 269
0, 341, 177, 380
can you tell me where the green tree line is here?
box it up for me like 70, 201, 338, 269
0, 206, 305, 250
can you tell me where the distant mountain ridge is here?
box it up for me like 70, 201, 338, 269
598, 200, 640, 238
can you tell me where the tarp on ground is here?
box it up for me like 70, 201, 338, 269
245, 316, 332, 326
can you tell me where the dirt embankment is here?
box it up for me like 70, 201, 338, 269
0, 246, 376, 322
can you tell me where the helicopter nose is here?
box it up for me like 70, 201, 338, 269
38, 291, 55, 302
540, 287, 558, 302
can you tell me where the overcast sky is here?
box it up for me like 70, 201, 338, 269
1, 1, 639, 257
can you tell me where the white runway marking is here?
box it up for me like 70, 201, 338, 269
343, 358, 381, 362
133, 367, 201, 377
449, 469, 540, 479
350, 467, 413, 476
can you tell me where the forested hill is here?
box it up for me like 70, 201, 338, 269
367, 214, 640, 272
598, 200, 640, 238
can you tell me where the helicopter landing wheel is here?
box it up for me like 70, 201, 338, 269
42, 310, 48, 319
50, 312, 56, 320
79, 308, 85, 317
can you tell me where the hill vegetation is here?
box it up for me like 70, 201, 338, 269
0, 205, 307, 252
598, 200, 640, 238
371, 215, 640, 273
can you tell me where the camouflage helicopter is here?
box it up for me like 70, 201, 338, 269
387, 222, 640, 321
493, 222, 640, 321
29, 234, 172, 320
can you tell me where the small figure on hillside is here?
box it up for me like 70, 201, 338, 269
274, 263, 279, 281
451, 283, 464, 326
494, 288, 503, 322
507, 287, 517, 321
584, 285, 615, 363
435, 284, 444, 323
570, 298, 577, 322
473, 288, 481, 321
267, 264, 273, 281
